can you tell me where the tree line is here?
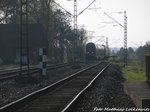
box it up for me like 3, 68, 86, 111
112, 41, 150, 64
0, 0, 88, 63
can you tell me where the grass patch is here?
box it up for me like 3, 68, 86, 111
123, 61, 146, 82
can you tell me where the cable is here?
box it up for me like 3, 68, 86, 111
77, 0, 96, 17
53, 1, 74, 17
104, 12, 124, 28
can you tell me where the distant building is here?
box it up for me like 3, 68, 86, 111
0, 24, 48, 64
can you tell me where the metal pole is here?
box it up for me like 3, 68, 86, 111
74, 0, 78, 62
20, 0, 30, 75
124, 11, 127, 67
74, 0, 77, 34
20, 0, 23, 74
106, 37, 108, 56
26, 0, 30, 74
104, 11, 127, 66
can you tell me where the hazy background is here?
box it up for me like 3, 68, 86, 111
56, 0, 150, 48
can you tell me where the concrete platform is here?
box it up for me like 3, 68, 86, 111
123, 81, 150, 108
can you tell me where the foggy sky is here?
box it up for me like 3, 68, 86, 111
56, 0, 150, 47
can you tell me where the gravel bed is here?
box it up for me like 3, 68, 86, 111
0, 63, 93, 108
73, 64, 135, 112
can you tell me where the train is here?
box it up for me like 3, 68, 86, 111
85, 42, 97, 60
85, 42, 110, 61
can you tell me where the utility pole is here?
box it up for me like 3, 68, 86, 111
106, 37, 109, 56
74, 0, 77, 34
20, 0, 30, 76
70, 0, 78, 64
73, 0, 78, 62
55, 0, 95, 65
104, 12, 127, 67
67, 0, 95, 64
66, 0, 79, 67
124, 11, 127, 66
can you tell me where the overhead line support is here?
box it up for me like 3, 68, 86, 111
20, 0, 30, 76
124, 11, 127, 66
104, 11, 127, 67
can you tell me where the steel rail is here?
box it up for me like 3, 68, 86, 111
62, 62, 111, 112
0, 63, 71, 81
0, 63, 100, 112
0, 63, 68, 75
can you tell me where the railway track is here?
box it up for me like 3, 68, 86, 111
0, 62, 110, 112
0, 63, 71, 81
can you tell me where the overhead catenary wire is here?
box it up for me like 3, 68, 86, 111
53, 1, 74, 17
77, 0, 96, 17
104, 12, 124, 28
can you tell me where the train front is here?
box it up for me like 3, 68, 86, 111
85, 42, 96, 60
